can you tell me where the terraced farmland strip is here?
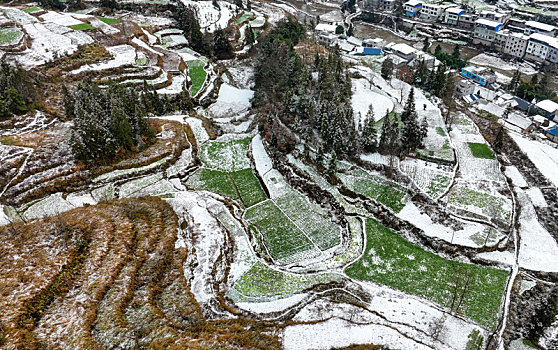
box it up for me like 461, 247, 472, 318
275, 191, 341, 251
186, 60, 207, 96
345, 218, 509, 328
245, 200, 314, 262
231, 168, 267, 207
340, 174, 407, 212
234, 262, 340, 297
186, 168, 240, 201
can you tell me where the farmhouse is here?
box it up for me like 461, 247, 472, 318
536, 100, 558, 120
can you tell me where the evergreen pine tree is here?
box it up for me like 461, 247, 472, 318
362, 105, 377, 152
245, 25, 256, 45
381, 58, 394, 79
213, 28, 233, 59
400, 88, 415, 124
328, 150, 337, 176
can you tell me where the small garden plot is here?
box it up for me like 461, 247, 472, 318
235, 12, 254, 24
99, 17, 122, 25
345, 219, 509, 328
338, 173, 408, 212
186, 168, 239, 201
275, 189, 341, 251
0, 27, 24, 46
23, 7, 41, 13
448, 186, 511, 223
69, 23, 95, 31
467, 142, 495, 159
245, 201, 315, 262
231, 168, 267, 207
234, 262, 340, 297
200, 137, 251, 172
186, 60, 207, 96
400, 158, 452, 199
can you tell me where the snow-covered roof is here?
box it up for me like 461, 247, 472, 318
536, 99, 558, 113
506, 114, 532, 130
509, 32, 530, 40
475, 18, 502, 28
404, 0, 423, 6
391, 43, 416, 55
315, 23, 337, 33
525, 21, 557, 32
347, 36, 363, 46
446, 8, 464, 15
529, 33, 558, 49
338, 41, 355, 52
533, 115, 547, 123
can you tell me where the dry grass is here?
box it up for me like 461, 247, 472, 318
0, 197, 281, 350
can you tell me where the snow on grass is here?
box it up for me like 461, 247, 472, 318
469, 53, 537, 75
251, 134, 273, 176
236, 293, 307, 313
509, 132, 558, 187
346, 218, 509, 328
0, 27, 24, 46
40, 11, 85, 26
397, 202, 502, 248
284, 318, 434, 350
22, 193, 74, 220
93, 156, 170, 183
90, 18, 119, 34
351, 78, 394, 127
180, 0, 236, 32
16, 22, 78, 67
504, 166, 528, 188
200, 137, 251, 171
119, 173, 178, 198
360, 152, 391, 166
1, 6, 39, 25
156, 73, 186, 94
166, 191, 229, 304
166, 147, 193, 178
71, 44, 136, 74
234, 261, 340, 297
208, 83, 254, 118
526, 187, 547, 208
517, 190, 558, 272
400, 158, 452, 199
185, 117, 209, 144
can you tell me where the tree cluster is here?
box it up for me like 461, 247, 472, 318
378, 88, 428, 158
64, 82, 192, 164
433, 44, 467, 70
253, 20, 361, 158
175, 3, 233, 59
0, 64, 35, 118
514, 72, 557, 103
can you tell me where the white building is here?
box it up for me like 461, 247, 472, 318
315, 23, 337, 34
444, 7, 464, 25
391, 43, 417, 60
474, 19, 503, 46
504, 32, 530, 58
420, 3, 451, 21
403, 0, 423, 18
478, 10, 510, 24
525, 33, 558, 63
524, 21, 557, 38
363, 38, 385, 48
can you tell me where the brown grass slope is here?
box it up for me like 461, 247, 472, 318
0, 197, 280, 350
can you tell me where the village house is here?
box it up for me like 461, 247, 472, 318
473, 18, 503, 46
460, 66, 497, 87
536, 100, 558, 120
403, 0, 423, 18
363, 38, 386, 48
444, 7, 464, 25
391, 43, 417, 61
525, 33, 558, 63
503, 32, 529, 59
524, 21, 557, 38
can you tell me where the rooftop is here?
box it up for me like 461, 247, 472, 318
446, 7, 464, 15
475, 18, 502, 28
529, 33, 558, 49
536, 99, 558, 113
404, 0, 423, 7
315, 23, 337, 33
391, 43, 416, 55
525, 20, 557, 32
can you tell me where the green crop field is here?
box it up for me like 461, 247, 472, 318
448, 187, 511, 222
346, 219, 508, 328
467, 142, 495, 159
245, 201, 314, 261
234, 262, 340, 297
186, 60, 207, 96
231, 169, 267, 207
23, 6, 40, 13
339, 173, 407, 212
275, 191, 340, 250
0, 28, 23, 46
200, 137, 251, 172
235, 12, 254, 24
69, 23, 95, 31
99, 17, 122, 25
